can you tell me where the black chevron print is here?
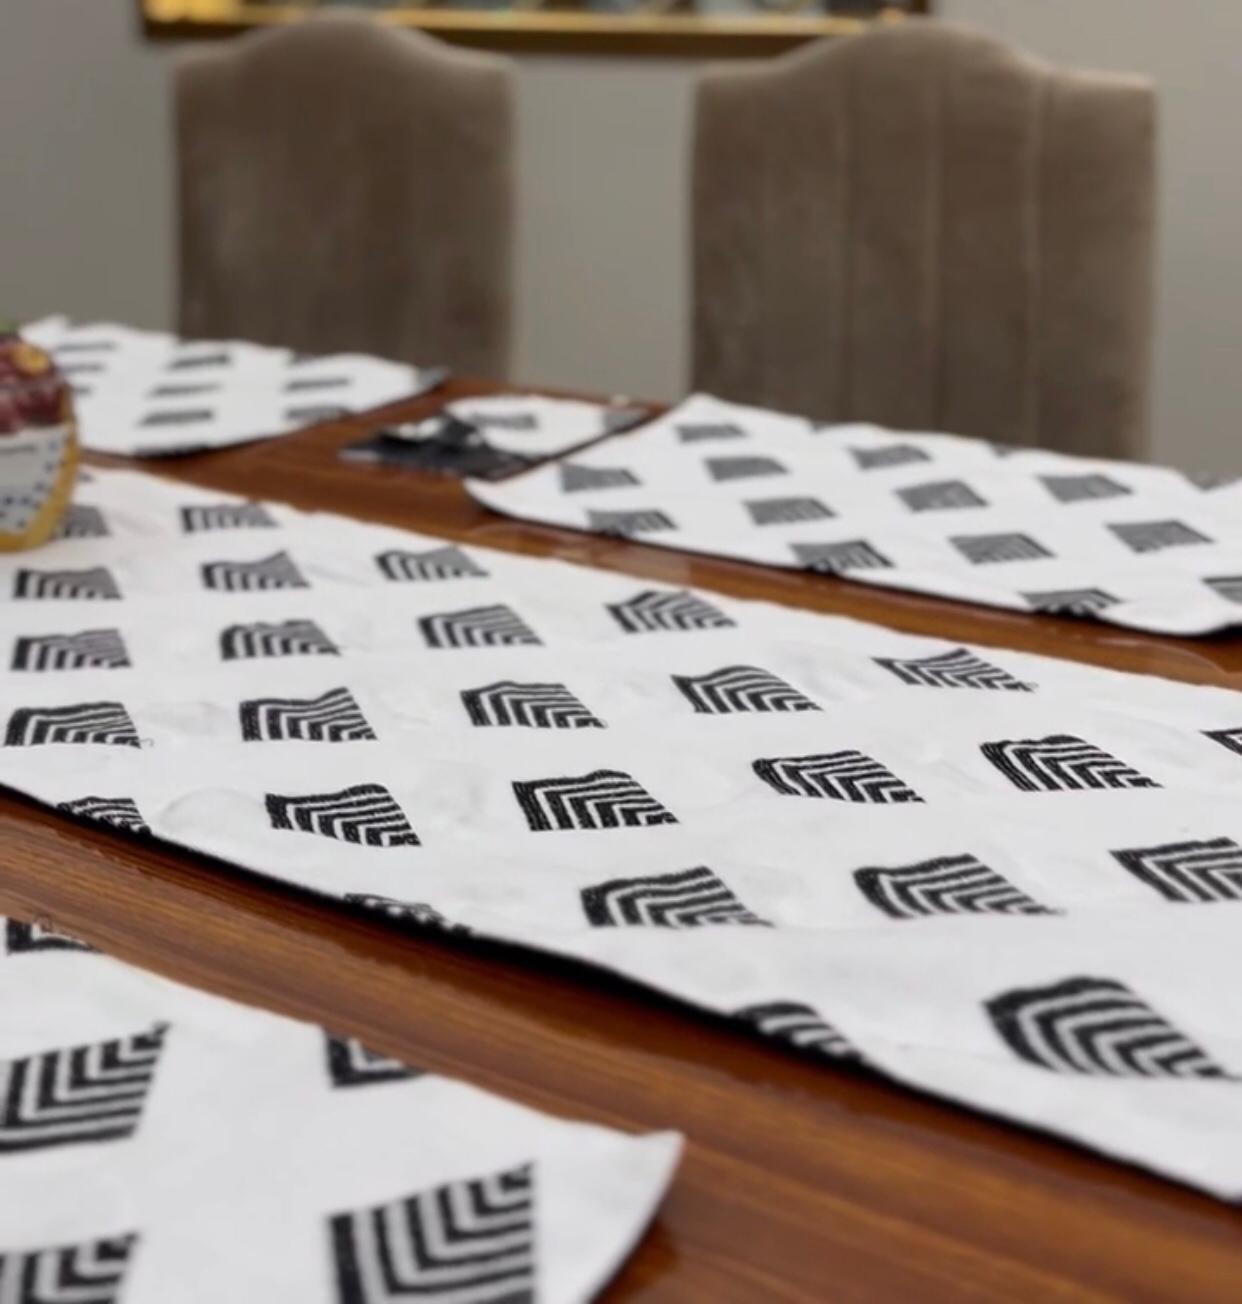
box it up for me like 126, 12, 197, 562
986, 977, 1228, 1078
166, 348, 230, 370
53, 504, 110, 539
57, 796, 150, 836
850, 443, 930, 470
345, 894, 468, 934
791, 540, 893, 573
13, 567, 121, 600
325, 1033, 421, 1088
896, 480, 987, 512
284, 403, 348, 425
1022, 587, 1120, 617
1038, 473, 1131, 503
980, 734, 1160, 792
584, 507, 676, 536
5, 702, 140, 748
0, 1234, 137, 1304
513, 769, 677, 831
1203, 726, 1242, 758
266, 784, 420, 847
375, 547, 488, 582
220, 619, 339, 660
733, 1002, 859, 1061
581, 865, 768, 926
1205, 575, 1242, 605
180, 501, 277, 533
1111, 838, 1242, 903
148, 381, 219, 398
330, 1163, 535, 1304
461, 681, 604, 728
5, 919, 95, 954
607, 589, 735, 634
671, 665, 819, 714
139, 407, 213, 427
11, 629, 130, 671
873, 646, 1033, 691
854, 854, 1054, 919
283, 375, 351, 393
951, 532, 1053, 564
1185, 470, 1242, 490
676, 421, 747, 442
0, 1026, 166, 1153
745, 495, 834, 526
240, 687, 375, 742
705, 454, 786, 482
559, 462, 641, 492
753, 751, 922, 803
200, 551, 308, 591
418, 605, 541, 649
1109, 519, 1212, 553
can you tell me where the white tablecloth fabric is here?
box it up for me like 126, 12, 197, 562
0, 915, 679, 1302
22, 318, 443, 457
1, 468, 1242, 1199
467, 393, 1242, 636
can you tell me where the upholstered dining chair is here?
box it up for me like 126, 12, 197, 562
692, 21, 1156, 458
176, 15, 514, 375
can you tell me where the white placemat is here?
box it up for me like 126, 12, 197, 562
467, 393, 1242, 637
0, 914, 679, 1302
22, 318, 444, 457
2, 468, 1242, 1199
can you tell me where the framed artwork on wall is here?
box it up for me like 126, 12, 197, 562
140, 0, 930, 57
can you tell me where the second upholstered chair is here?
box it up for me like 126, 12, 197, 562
692, 21, 1156, 458
176, 15, 513, 375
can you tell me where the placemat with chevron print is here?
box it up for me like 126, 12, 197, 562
2, 468, 1242, 1198
21, 318, 444, 457
0, 915, 679, 1302
467, 393, 1242, 637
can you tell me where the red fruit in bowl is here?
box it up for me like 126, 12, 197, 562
0, 389, 21, 435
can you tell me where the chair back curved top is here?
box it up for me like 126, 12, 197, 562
693, 20, 1156, 457
177, 14, 514, 375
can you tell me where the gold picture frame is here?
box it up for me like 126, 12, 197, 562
141, 0, 928, 57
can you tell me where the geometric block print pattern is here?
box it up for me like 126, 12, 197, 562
733, 1002, 860, 1062
461, 681, 604, 729
12, 567, 121, 600
220, 619, 339, 660
512, 770, 676, 832
671, 665, 820, 714
329, 1163, 535, 1304
873, 647, 1033, 691
1110, 838, 1242, 903
376, 548, 488, 583
606, 590, 734, 634
200, 551, 308, 592
4, 918, 94, 955
1038, 474, 1130, 503
418, 606, 540, 650
1108, 520, 1211, 554
581, 866, 769, 927
951, 533, 1053, 565
180, 502, 277, 533
240, 687, 376, 742
1022, 588, 1119, 617
986, 977, 1229, 1078
265, 785, 420, 847
1203, 727, 1242, 758
56, 795, 150, 836
790, 540, 893, 573
324, 1034, 421, 1088
0, 1234, 138, 1304
850, 444, 929, 470
704, 455, 786, 483
854, 855, 1054, 919
981, 735, 1160, 792
4, 702, 140, 749
0, 1026, 166, 1153
744, 496, 833, 526
54, 504, 111, 539
584, 508, 676, 537
558, 463, 640, 493
896, 480, 986, 512
10, 629, 130, 671
752, 752, 922, 803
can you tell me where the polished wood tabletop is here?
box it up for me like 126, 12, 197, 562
3, 380, 1240, 1301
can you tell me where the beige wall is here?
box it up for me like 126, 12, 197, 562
3, 1, 1240, 469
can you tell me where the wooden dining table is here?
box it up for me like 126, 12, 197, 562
3, 378, 1240, 1301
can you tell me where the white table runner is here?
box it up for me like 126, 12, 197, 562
22, 318, 443, 457
2, 468, 1242, 1199
467, 393, 1242, 637
0, 915, 679, 1302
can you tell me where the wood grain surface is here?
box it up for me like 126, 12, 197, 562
3, 380, 1240, 1301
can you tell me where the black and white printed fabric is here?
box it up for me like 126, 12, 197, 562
2, 469, 1242, 1199
0, 914, 679, 1302
22, 318, 443, 457
467, 393, 1242, 637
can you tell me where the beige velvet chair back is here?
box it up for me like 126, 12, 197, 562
693, 22, 1156, 457
176, 15, 514, 375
